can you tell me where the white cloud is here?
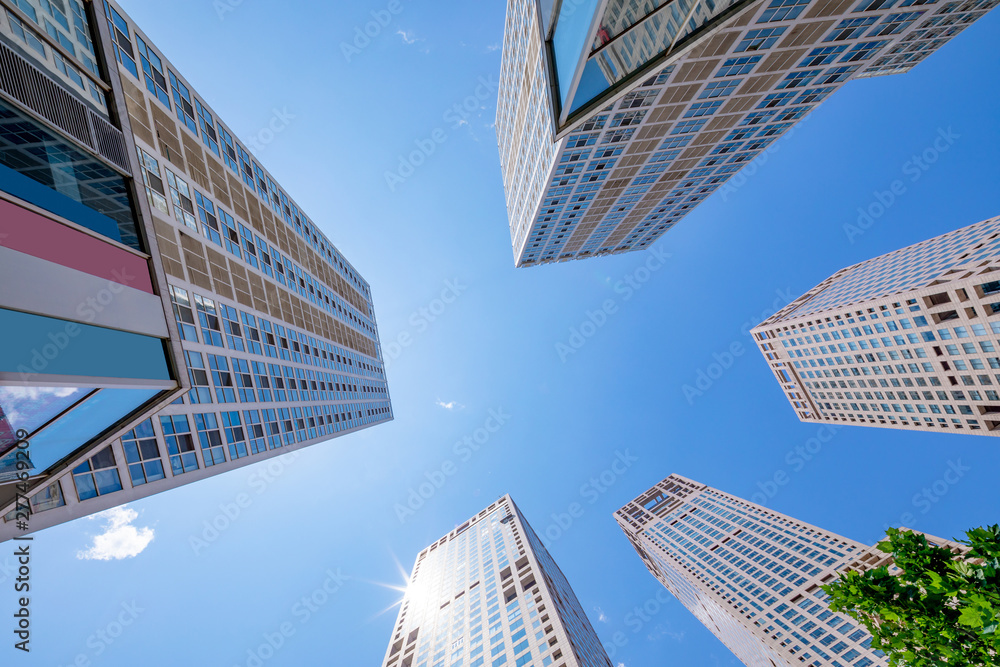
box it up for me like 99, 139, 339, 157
397, 29, 419, 45
486, 43, 500, 52
594, 605, 609, 623
435, 399, 465, 411
76, 506, 154, 561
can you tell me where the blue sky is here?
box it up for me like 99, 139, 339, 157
6, 1, 1000, 665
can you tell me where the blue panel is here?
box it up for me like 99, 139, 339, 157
0, 308, 171, 381
21, 387, 160, 474
0, 162, 122, 243
552, 0, 602, 108
569, 59, 615, 114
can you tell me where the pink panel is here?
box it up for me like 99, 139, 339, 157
0, 198, 154, 294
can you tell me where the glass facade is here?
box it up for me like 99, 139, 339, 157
617, 476, 890, 667
754, 215, 1000, 435
382, 498, 612, 667
0, 100, 139, 247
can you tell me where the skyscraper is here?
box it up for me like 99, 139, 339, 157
496, 0, 998, 267
615, 474, 958, 667
751, 214, 1000, 436
0, 0, 391, 540
381, 496, 612, 667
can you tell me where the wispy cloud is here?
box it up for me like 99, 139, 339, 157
76, 506, 154, 561
486, 43, 500, 52
397, 29, 419, 45
595, 605, 609, 623
435, 399, 465, 411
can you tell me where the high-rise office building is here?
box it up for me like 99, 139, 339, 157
381, 496, 612, 667
615, 474, 958, 667
752, 214, 1000, 436
496, 0, 998, 267
0, 0, 391, 540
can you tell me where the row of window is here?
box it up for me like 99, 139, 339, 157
67, 400, 392, 501
101, 1, 367, 295
137, 146, 378, 338
168, 285, 385, 387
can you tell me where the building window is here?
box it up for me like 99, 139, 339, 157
217, 124, 239, 173
825, 17, 877, 41
716, 56, 760, 77
208, 354, 237, 403
776, 70, 821, 89
169, 70, 198, 134
817, 65, 858, 84
220, 304, 245, 352
236, 144, 255, 188
195, 191, 222, 246
165, 169, 197, 230
6, 10, 46, 57
684, 101, 723, 117
222, 411, 249, 460
238, 222, 259, 268
103, 1, 138, 79
262, 409, 283, 449
168, 285, 198, 341
136, 147, 169, 215
735, 27, 787, 52
233, 357, 256, 403
160, 415, 198, 475
800, 45, 848, 66
195, 413, 227, 466
73, 447, 122, 501
700, 79, 741, 98
869, 11, 923, 35
842, 40, 889, 61
672, 119, 707, 134
194, 294, 225, 347
185, 350, 213, 404
220, 209, 241, 257
122, 419, 165, 486
3, 481, 64, 522
194, 99, 221, 157
135, 34, 170, 108
758, 0, 810, 22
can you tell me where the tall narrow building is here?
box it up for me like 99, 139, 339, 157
615, 474, 961, 667
497, 0, 998, 267
752, 214, 1000, 436
382, 496, 612, 667
0, 0, 391, 540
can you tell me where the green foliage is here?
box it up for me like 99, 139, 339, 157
822, 525, 1000, 666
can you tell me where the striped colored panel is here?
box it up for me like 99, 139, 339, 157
0, 198, 153, 293
0, 308, 171, 381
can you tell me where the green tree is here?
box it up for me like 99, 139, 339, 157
822, 525, 1000, 666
